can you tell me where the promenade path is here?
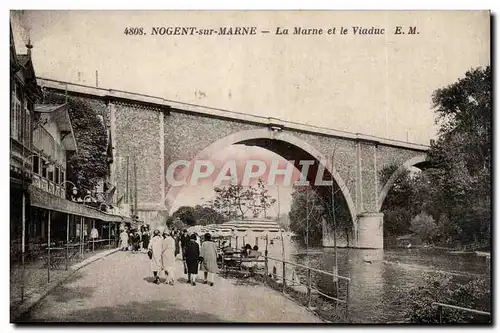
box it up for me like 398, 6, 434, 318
19, 250, 322, 323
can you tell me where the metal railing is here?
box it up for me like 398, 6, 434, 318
262, 255, 350, 319
432, 302, 491, 324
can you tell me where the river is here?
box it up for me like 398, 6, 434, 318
288, 245, 491, 323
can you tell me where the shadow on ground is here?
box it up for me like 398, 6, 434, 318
12, 271, 95, 322
16, 299, 229, 323
143, 277, 169, 284
177, 277, 189, 284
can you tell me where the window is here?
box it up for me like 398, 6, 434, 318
60, 170, 65, 183
16, 86, 23, 141
41, 159, 47, 178
11, 82, 22, 141
24, 99, 32, 147
47, 166, 53, 182
33, 155, 40, 174
55, 167, 60, 184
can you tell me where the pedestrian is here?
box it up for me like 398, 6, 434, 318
148, 229, 163, 284
174, 230, 180, 259
180, 229, 190, 260
184, 233, 201, 286
120, 229, 129, 251
200, 233, 218, 286
133, 231, 141, 253
128, 231, 134, 251
162, 229, 176, 285
142, 227, 150, 252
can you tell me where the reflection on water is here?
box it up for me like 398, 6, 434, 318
289, 243, 490, 323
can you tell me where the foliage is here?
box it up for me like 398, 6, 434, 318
381, 66, 491, 248
289, 183, 353, 246
168, 205, 226, 227
255, 178, 277, 218
380, 168, 418, 238
276, 214, 290, 231
208, 178, 276, 220
288, 187, 325, 246
404, 273, 491, 323
409, 212, 439, 244
193, 204, 227, 225
44, 92, 108, 196
166, 216, 186, 231
171, 206, 196, 226
427, 66, 491, 246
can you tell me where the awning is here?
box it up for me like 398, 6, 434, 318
28, 184, 123, 222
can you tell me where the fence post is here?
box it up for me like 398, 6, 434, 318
92, 219, 95, 252
439, 305, 443, 324
282, 261, 286, 293
66, 214, 69, 271
307, 268, 312, 308
47, 210, 51, 283
345, 279, 350, 319
264, 251, 268, 285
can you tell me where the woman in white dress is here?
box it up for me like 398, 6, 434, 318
120, 230, 129, 251
162, 229, 176, 285
148, 229, 163, 284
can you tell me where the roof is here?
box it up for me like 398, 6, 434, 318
35, 104, 67, 113
17, 54, 30, 67
218, 218, 284, 231
35, 103, 78, 152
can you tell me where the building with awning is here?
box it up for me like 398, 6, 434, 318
28, 184, 123, 222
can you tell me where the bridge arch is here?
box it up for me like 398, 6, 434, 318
165, 128, 357, 232
377, 154, 428, 211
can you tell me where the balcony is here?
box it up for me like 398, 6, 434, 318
32, 174, 65, 199
33, 126, 65, 165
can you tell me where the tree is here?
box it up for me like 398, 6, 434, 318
44, 92, 108, 196
380, 66, 491, 248
254, 178, 277, 218
428, 66, 491, 246
193, 204, 226, 225
171, 206, 196, 226
288, 186, 325, 246
380, 166, 443, 239
209, 179, 277, 220
409, 212, 439, 244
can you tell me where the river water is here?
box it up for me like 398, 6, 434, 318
287, 245, 491, 323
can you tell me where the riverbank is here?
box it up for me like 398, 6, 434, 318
243, 273, 348, 323
291, 246, 490, 323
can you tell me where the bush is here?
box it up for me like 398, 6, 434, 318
410, 212, 439, 244
404, 273, 491, 323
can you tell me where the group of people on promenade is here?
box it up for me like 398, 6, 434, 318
119, 225, 151, 253
146, 228, 219, 287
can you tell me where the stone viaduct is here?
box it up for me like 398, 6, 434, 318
37, 78, 430, 249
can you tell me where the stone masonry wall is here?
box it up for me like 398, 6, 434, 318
113, 101, 163, 209
53, 88, 426, 234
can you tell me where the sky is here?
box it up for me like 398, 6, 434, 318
13, 10, 490, 144
10, 10, 490, 215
